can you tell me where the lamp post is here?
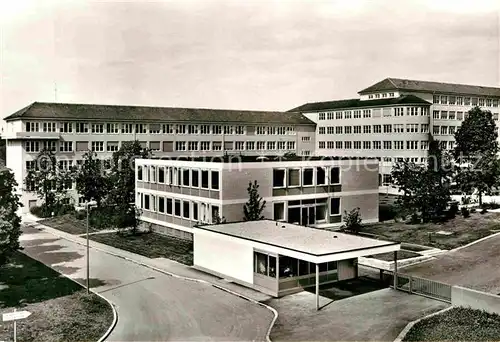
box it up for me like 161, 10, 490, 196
85, 200, 97, 294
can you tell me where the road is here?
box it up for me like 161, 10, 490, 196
403, 234, 500, 294
20, 225, 274, 341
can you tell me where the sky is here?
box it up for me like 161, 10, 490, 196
1, 0, 500, 122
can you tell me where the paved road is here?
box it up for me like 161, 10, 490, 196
403, 234, 500, 294
266, 288, 448, 341
20, 225, 274, 341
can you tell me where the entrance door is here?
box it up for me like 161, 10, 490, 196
301, 207, 308, 226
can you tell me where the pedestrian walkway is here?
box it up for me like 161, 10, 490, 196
22, 216, 272, 303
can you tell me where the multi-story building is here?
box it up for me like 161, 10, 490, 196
290, 78, 500, 187
3, 102, 316, 211
135, 156, 380, 240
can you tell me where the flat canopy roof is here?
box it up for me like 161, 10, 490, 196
195, 220, 400, 260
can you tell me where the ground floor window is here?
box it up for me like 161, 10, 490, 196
254, 252, 276, 277
279, 256, 337, 278
286, 198, 328, 226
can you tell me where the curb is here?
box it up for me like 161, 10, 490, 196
27, 223, 278, 342
393, 306, 454, 342
18, 249, 118, 342
449, 231, 500, 252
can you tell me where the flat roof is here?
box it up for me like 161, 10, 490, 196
195, 220, 399, 257
143, 155, 379, 163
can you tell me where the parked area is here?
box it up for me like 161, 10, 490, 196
363, 211, 500, 250
403, 233, 500, 294
0, 251, 113, 342
90, 232, 193, 265
266, 288, 448, 341
404, 307, 500, 341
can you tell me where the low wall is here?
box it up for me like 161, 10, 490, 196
358, 255, 434, 271
451, 286, 500, 315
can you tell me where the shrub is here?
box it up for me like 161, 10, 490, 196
461, 207, 470, 218
410, 213, 421, 224
379, 204, 397, 222
470, 207, 476, 213
30, 206, 45, 218
75, 210, 86, 220
446, 202, 459, 220
342, 208, 362, 234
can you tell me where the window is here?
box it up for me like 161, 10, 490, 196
257, 141, 266, 150
188, 125, 198, 134
330, 167, 340, 184
335, 141, 343, 149
286, 126, 296, 135
373, 125, 381, 133
212, 142, 222, 151
59, 141, 73, 152
433, 111, 440, 119
135, 124, 147, 134
494, 99, 499, 107
406, 141, 418, 150
76, 123, 89, 133
148, 141, 160, 152
363, 141, 371, 149
383, 124, 392, 133
176, 124, 186, 134
268, 127, 276, 135
441, 111, 448, 120
166, 198, 173, 215
326, 126, 333, 135
471, 97, 478, 106
353, 141, 361, 149
433, 125, 440, 135
353, 110, 361, 119
235, 126, 245, 135
25, 122, 39, 132
175, 141, 186, 151
200, 141, 211, 151
440, 95, 448, 104
277, 141, 286, 150
288, 169, 300, 187
330, 198, 340, 215
182, 169, 190, 186
302, 168, 314, 186
274, 202, 285, 221
211, 171, 219, 190
335, 112, 343, 119
287, 141, 295, 150
363, 125, 371, 134
245, 141, 255, 150
421, 124, 429, 133
91, 124, 104, 133
315, 167, 326, 185
449, 126, 456, 135
433, 95, 440, 104
121, 124, 133, 134
326, 141, 334, 149
158, 197, 165, 213
256, 126, 267, 135
42, 122, 57, 132
174, 200, 181, 217
137, 166, 143, 181
91, 141, 104, 152
42, 141, 57, 151
394, 141, 404, 150
332, 126, 340, 134
344, 141, 351, 149
449, 111, 456, 120
319, 127, 326, 135
457, 97, 463, 105
353, 126, 361, 134
188, 141, 198, 151
273, 169, 286, 187
182, 201, 190, 219
383, 141, 392, 149
457, 112, 464, 120
235, 141, 245, 150
199, 125, 210, 134
373, 141, 381, 149
213, 125, 222, 135
394, 124, 404, 133
158, 167, 165, 183
394, 108, 404, 116
318, 113, 325, 120
149, 124, 161, 134
406, 124, 418, 133
192, 202, 199, 221
267, 141, 276, 150
479, 98, 485, 106
301, 136, 311, 142
254, 252, 276, 277
318, 141, 326, 149
464, 97, 471, 105
487, 99, 493, 107
441, 126, 448, 135
421, 141, 429, 150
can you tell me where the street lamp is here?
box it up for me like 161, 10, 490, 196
85, 200, 97, 294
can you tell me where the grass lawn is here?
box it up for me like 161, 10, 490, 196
90, 232, 194, 265
367, 249, 421, 261
363, 212, 500, 250
404, 307, 500, 341
39, 214, 98, 235
0, 252, 113, 342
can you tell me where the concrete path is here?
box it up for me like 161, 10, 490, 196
403, 233, 500, 294
20, 224, 274, 341
266, 288, 448, 341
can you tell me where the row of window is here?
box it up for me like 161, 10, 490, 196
432, 110, 499, 120
367, 92, 395, 99
318, 123, 430, 135
318, 140, 431, 150
138, 165, 220, 190
24, 122, 298, 136
173, 141, 296, 152
317, 107, 429, 120
272, 167, 340, 188
432, 95, 499, 107
137, 192, 220, 224
432, 126, 458, 135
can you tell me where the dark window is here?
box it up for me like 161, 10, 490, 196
174, 200, 181, 216
298, 260, 310, 276
166, 198, 172, 215
254, 252, 268, 275
302, 168, 313, 186
138, 166, 143, 181
269, 256, 276, 277
193, 202, 198, 220
201, 170, 209, 189
211, 171, 219, 190
316, 167, 326, 185
327, 261, 337, 270
288, 169, 300, 186
211, 205, 220, 222
319, 262, 328, 273
279, 256, 298, 278
273, 202, 285, 221
158, 197, 165, 213
330, 198, 340, 215
144, 194, 150, 210
273, 169, 285, 187
183, 201, 190, 219
330, 167, 340, 184
192, 170, 199, 187
158, 167, 165, 183
183, 169, 190, 186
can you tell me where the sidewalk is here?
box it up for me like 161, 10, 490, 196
22, 216, 272, 303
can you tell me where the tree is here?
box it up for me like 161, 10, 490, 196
453, 107, 500, 205
392, 140, 451, 223
243, 180, 266, 221
24, 149, 72, 214
342, 208, 362, 234
75, 150, 109, 206
0, 169, 22, 265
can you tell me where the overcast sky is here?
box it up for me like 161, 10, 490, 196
1, 0, 499, 120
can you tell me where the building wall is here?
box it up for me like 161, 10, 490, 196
337, 259, 357, 281
221, 167, 273, 200
341, 193, 379, 223
193, 228, 254, 284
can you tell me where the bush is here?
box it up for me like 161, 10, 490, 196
446, 202, 459, 220
342, 208, 362, 234
410, 213, 421, 224
461, 207, 470, 218
75, 210, 86, 220
379, 204, 397, 222
471, 207, 477, 213
30, 206, 46, 218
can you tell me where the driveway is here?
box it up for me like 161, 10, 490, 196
403, 234, 500, 294
265, 288, 448, 341
20, 225, 274, 341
